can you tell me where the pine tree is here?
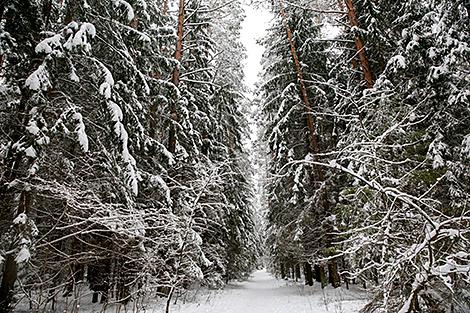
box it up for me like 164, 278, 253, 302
1, 0, 258, 310
329, 0, 470, 311
261, 0, 342, 287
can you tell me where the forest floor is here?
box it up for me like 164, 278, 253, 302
15, 270, 369, 312
169, 269, 369, 313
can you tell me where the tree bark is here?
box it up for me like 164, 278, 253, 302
295, 264, 301, 282
168, 0, 185, 153
320, 265, 328, 288
314, 264, 327, 288
0, 255, 17, 313
163, 0, 169, 15
314, 264, 321, 282
280, 263, 286, 279
341, 256, 349, 289
0, 85, 35, 313
278, 1, 333, 225
0, 190, 32, 312
278, 0, 324, 181
304, 262, 314, 286
344, 0, 374, 88
328, 260, 341, 288
92, 292, 99, 303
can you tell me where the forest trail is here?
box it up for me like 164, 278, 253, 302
172, 269, 367, 313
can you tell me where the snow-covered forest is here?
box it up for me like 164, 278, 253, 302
0, 0, 469, 312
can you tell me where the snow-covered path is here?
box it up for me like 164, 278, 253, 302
171, 270, 367, 313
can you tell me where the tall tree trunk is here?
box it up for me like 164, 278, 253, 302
278, 0, 323, 181
163, 0, 169, 14
344, 0, 374, 88
280, 263, 286, 279
0, 189, 32, 312
294, 264, 301, 282
278, 1, 332, 235
278, 0, 333, 269
328, 260, 341, 288
168, 0, 184, 153
341, 256, 350, 289
0, 83, 34, 313
319, 264, 328, 288
314, 264, 321, 282
304, 262, 314, 286
0, 256, 17, 313
314, 264, 327, 288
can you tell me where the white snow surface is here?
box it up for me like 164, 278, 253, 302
15, 246, 31, 264
13, 213, 27, 225
14, 270, 368, 312
114, 0, 135, 22
25, 64, 50, 91
36, 34, 62, 54
73, 112, 89, 152
24, 146, 37, 158
64, 22, 96, 52
171, 270, 367, 313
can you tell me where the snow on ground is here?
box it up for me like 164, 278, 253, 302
15, 269, 368, 313
170, 269, 368, 313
